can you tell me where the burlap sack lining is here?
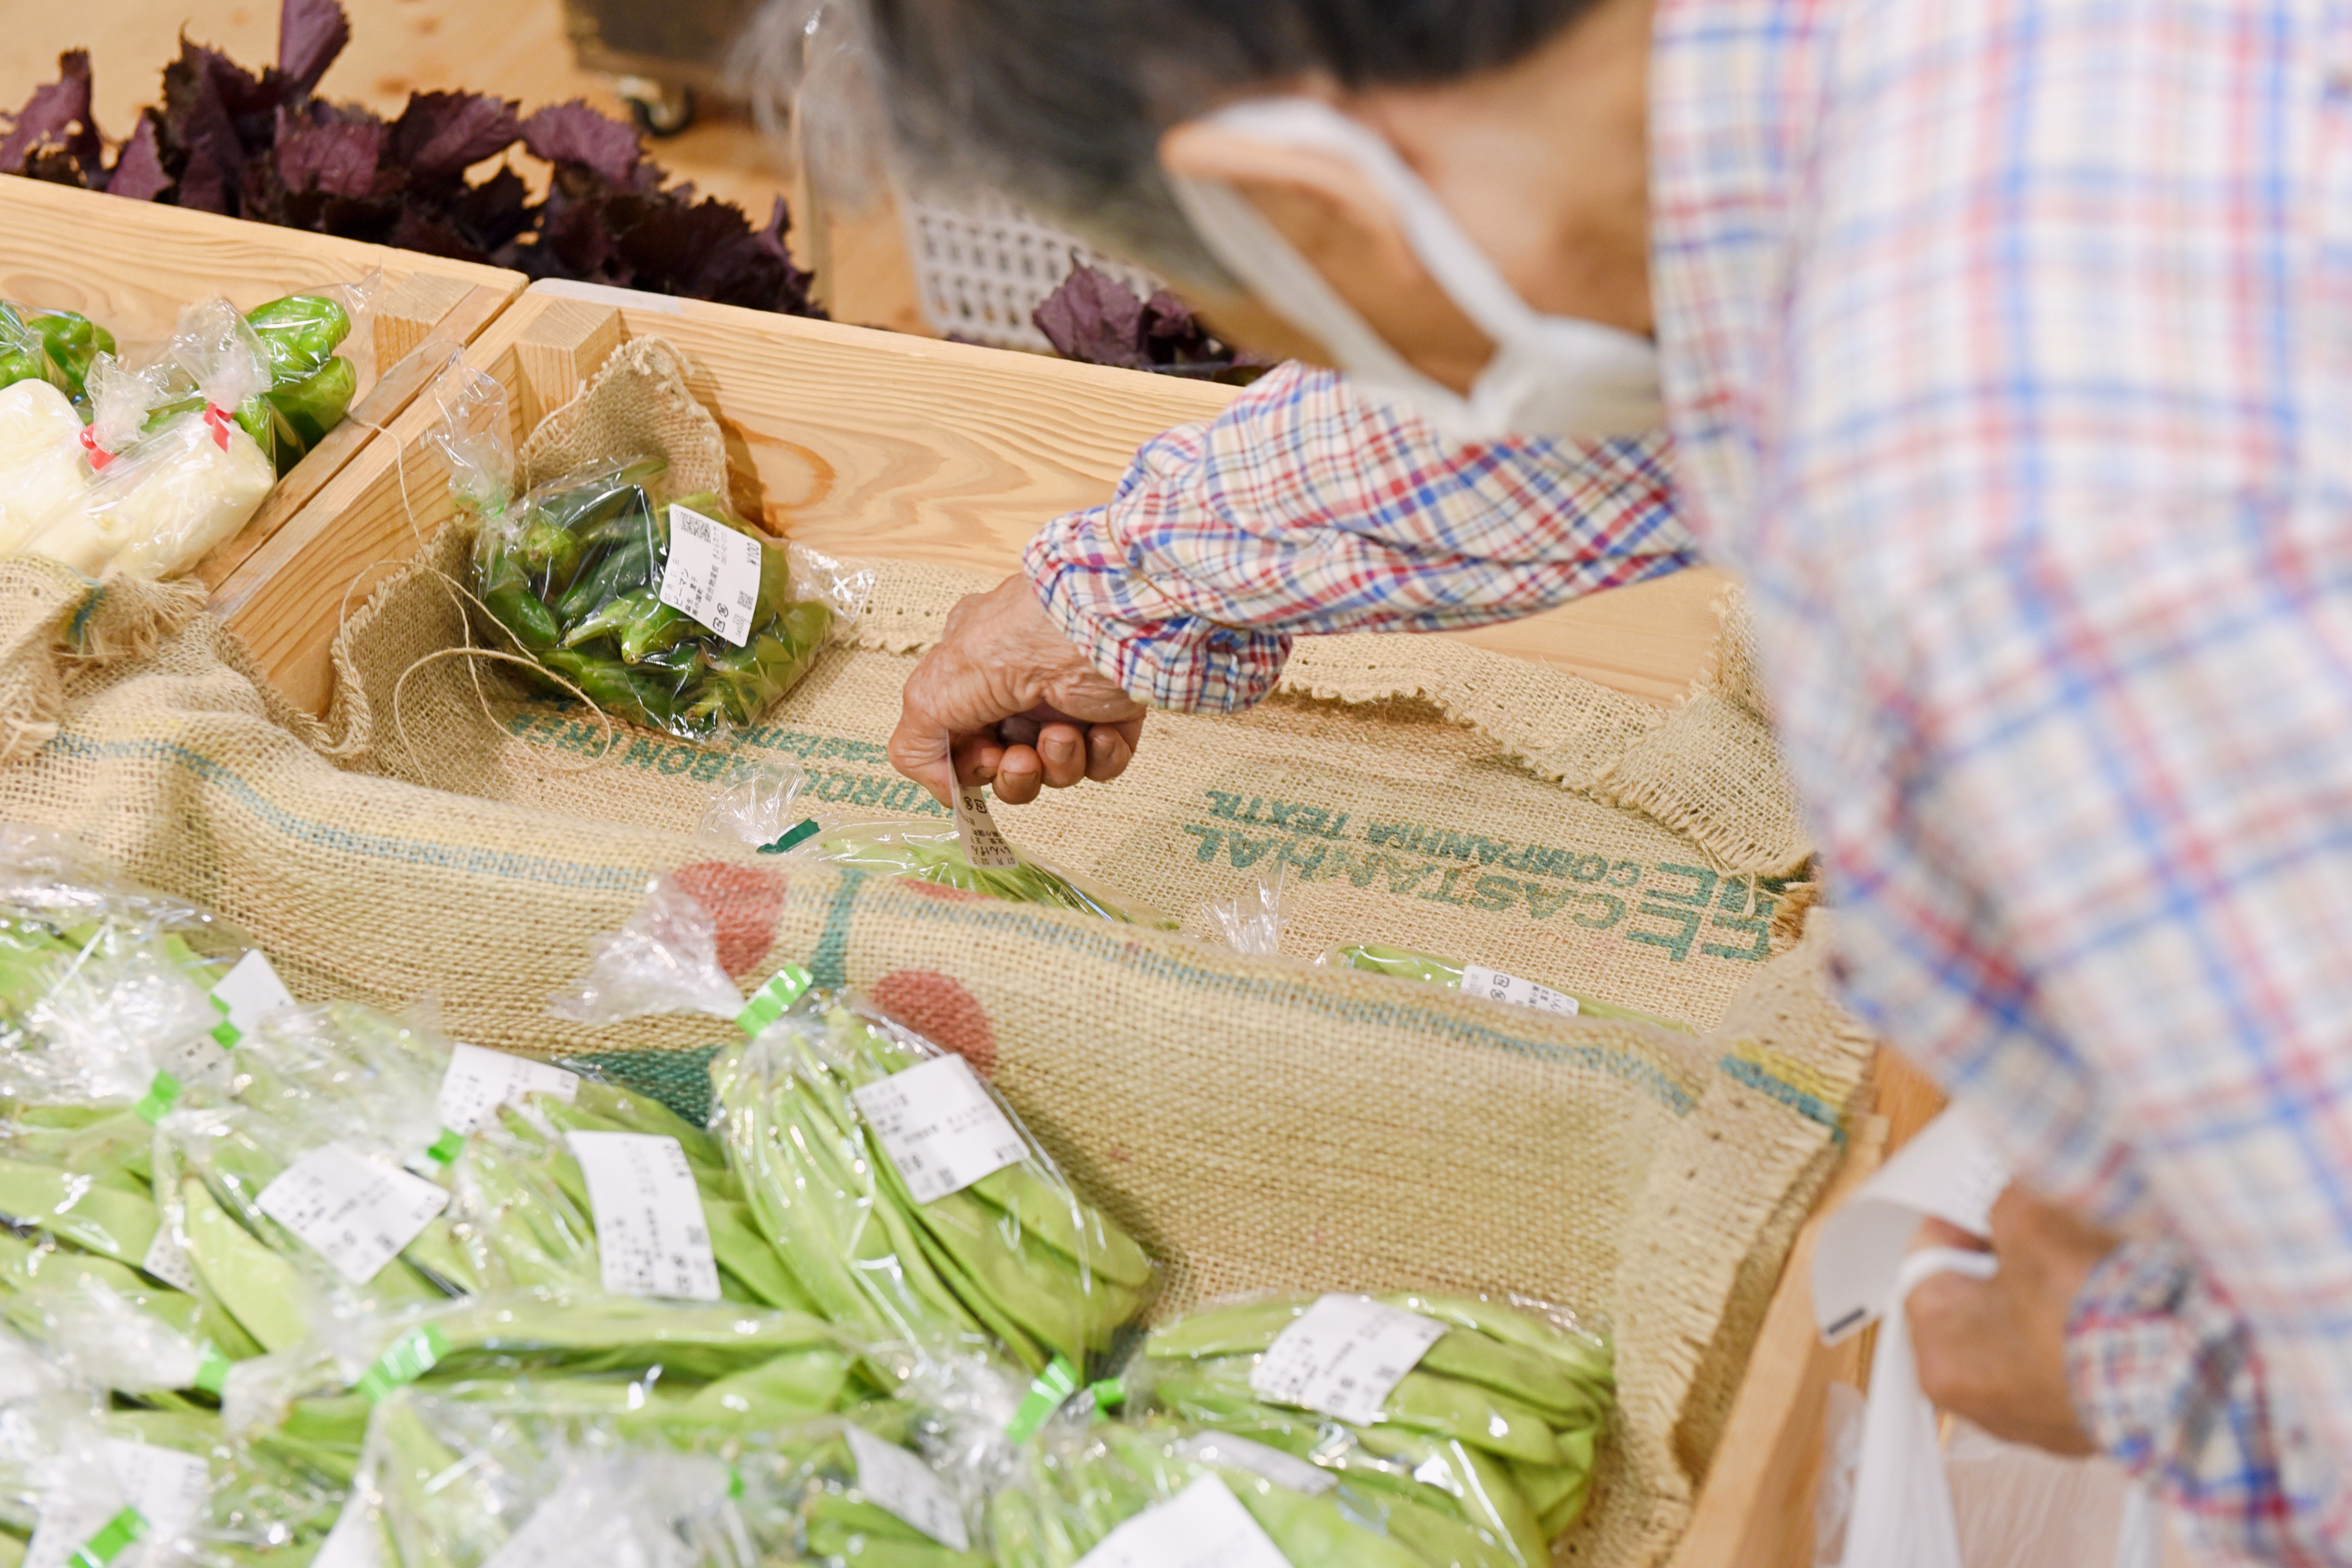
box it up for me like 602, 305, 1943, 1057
0, 569, 1872, 1568
0, 565, 210, 767
847, 558, 1809, 878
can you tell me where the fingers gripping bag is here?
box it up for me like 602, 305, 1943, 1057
431, 362, 866, 743
1130, 1292, 1618, 1563
31, 301, 274, 580
548, 877, 1158, 1381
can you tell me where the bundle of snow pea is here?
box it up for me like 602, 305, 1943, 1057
0, 1230, 261, 1401
783, 819, 1176, 929
550, 877, 1157, 1379
0, 303, 115, 409
147, 295, 362, 480
332, 1382, 986, 1568
154, 1000, 826, 1355
986, 1419, 1498, 1568
1321, 943, 1692, 1033
0, 1331, 348, 1568
1132, 1293, 1615, 1560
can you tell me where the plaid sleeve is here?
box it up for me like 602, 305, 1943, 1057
1022, 362, 1693, 712
2068, 1239, 2350, 1564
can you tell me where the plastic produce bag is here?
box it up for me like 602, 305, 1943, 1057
31, 301, 274, 579
433, 364, 866, 741
0, 303, 115, 408
1132, 1291, 1616, 1560
1320, 942, 1694, 1032
785, 818, 1175, 928
986, 1419, 1486, 1568
329, 1383, 984, 1568
146, 290, 368, 480
549, 876, 1158, 1377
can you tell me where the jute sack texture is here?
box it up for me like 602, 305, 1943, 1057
0, 557, 1868, 1568
337, 547, 1810, 1034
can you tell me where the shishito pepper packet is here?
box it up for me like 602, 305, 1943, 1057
428, 360, 870, 743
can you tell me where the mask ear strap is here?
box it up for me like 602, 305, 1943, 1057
1166, 172, 1453, 399
1202, 97, 1551, 350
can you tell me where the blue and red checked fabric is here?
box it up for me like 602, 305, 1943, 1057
1023, 361, 1695, 712
1022, 0, 2352, 1555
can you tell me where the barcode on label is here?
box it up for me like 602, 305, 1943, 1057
657, 504, 764, 647
850, 1055, 1026, 1204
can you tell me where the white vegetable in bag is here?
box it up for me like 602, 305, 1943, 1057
29, 301, 273, 580
0, 380, 87, 554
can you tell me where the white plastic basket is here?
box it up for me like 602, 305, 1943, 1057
900, 190, 1165, 352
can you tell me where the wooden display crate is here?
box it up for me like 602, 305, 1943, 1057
0, 175, 525, 589
217, 276, 1886, 1564
220, 279, 1726, 715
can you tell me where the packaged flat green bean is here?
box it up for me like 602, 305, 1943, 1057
786, 818, 1176, 929
1132, 1291, 1616, 1558
1321, 942, 1693, 1033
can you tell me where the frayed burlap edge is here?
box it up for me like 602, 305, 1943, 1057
0, 559, 210, 767
520, 336, 729, 500
845, 560, 1812, 877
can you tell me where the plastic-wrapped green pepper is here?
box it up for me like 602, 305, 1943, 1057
0, 302, 115, 407
244, 295, 349, 381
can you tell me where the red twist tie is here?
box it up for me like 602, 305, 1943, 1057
202, 404, 234, 451
77, 426, 114, 471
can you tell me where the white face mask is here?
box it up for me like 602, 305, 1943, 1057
1166, 97, 1663, 443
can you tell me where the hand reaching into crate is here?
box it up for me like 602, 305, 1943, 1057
889, 573, 1146, 806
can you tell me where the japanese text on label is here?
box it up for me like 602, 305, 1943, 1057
951, 786, 1019, 871
565, 1132, 720, 1301
1251, 1294, 1447, 1426
1459, 964, 1579, 1018
438, 1044, 580, 1135
850, 1055, 1025, 1204
847, 1427, 970, 1550
254, 1144, 451, 1285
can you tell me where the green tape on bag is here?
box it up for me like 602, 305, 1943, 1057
735, 964, 813, 1036
1086, 1378, 1126, 1422
67, 1508, 146, 1568
1006, 1355, 1080, 1444
192, 1342, 231, 1396
423, 1130, 467, 1168
756, 819, 823, 856
132, 1073, 181, 1125
356, 1323, 450, 1402
206, 992, 241, 1050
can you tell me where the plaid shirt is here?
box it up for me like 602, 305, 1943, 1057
1024, 0, 2352, 1556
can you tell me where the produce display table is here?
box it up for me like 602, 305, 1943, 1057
0, 175, 525, 599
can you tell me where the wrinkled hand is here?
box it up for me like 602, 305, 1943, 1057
1907, 1184, 2122, 1455
889, 573, 1147, 807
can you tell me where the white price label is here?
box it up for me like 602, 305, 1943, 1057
210, 951, 296, 1038
309, 1493, 382, 1568
846, 1426, 970, 1550
1250, 1294, 1447, 1426
658, 504, 764, 647
139, 1227, 199, 1294
254, 1144, 450, 1285
1073, 1476, 1290, 1568
951, 785, 1020, 871
1173, 1435, 1336, 1497
566, 1132, 720, 1301
438, 1044, 580, 1135
850, 1055, 1025, 1204
1459, 964, 1579, 1018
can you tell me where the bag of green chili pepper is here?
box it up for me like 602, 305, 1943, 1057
431, 363, 866, 743
1130, 1291, 1616, 1558
1319, 942, 1693, 1033
0, 302, 116, 410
